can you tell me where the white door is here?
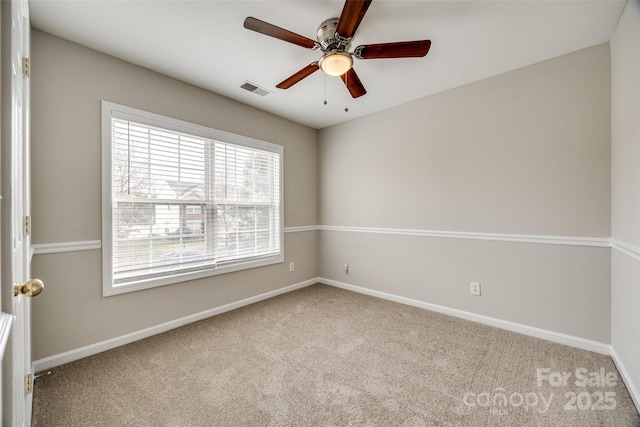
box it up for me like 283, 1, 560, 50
1, 0, 38, 425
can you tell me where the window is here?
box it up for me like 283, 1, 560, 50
102, 101, 283, 295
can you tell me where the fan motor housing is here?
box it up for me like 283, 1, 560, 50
317, 18, 351, 51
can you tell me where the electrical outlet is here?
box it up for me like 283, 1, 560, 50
470, 282, 481, 296
344, 263, 349, 274
289, 262, 295, 272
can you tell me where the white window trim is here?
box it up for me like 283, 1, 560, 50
101, 101, 284, 296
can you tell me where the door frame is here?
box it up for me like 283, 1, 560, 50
1, 0, 33, 425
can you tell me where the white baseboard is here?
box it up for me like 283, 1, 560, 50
34, 277, 613, 375
318, 277, 611, 355
32, 278, 317, 373
33, 276, 638, 415
610, 345, 640, 413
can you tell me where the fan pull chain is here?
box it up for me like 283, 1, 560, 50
344, 73, 349, 112
323, 73, 327, 105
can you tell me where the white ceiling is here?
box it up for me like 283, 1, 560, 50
29, 0, 625, 130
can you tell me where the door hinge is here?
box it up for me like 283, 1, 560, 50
24, 215, 31, 236
22, 57, 30, 78
24, 373, 33, 394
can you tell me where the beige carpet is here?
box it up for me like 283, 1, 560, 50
32, 284, 639, 426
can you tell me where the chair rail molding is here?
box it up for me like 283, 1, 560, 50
611, 238, 640, 261
32, 240, 102, 255
318, 225, 611, 248
31, 227, 616, 256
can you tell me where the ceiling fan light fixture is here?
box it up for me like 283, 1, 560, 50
319, 51, 353, 76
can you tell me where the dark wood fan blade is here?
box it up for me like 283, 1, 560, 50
340, 68, 366, 98
356, 40, 431, 59
244, 17, 317, 49
336, 0, 373, 38
276, 63, 320, 89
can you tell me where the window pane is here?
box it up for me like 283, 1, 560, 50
105, 106, 282, 292
214, 205, 277, 263
113, 202, 210, 282
214, 143, 276, 203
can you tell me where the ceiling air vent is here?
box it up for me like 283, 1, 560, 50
240, 81, 271, 97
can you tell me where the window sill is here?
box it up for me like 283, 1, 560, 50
103, 254, 284, 297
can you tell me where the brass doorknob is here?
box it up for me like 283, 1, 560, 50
14, 279, 44, 297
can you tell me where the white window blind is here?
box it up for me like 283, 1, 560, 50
102, 102, 283, 295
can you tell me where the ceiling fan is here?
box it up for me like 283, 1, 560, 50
243, 0, 431, 98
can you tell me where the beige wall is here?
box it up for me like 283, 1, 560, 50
319, 44, 611, 236
611, 0, 640, 407
30, 30, 319, 360
611, 2, 640, 246
319, 44, 612, 342
320, 232, 611, 342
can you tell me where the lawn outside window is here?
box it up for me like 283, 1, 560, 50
101, 101, 283, 296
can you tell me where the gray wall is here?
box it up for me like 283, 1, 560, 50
611, 0, 640, 406
30, 30, 319, 359
318, 44, 612, 343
